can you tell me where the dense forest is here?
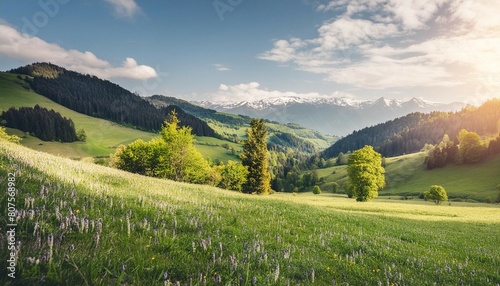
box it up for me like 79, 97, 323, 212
10, 63, 216, 137
1, 105, 77, 142
322, 99, 500, 158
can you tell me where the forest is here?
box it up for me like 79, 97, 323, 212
1, 105, 78, 142
10, 63, 216, 137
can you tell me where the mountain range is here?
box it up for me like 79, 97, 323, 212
196, 97, 466, 136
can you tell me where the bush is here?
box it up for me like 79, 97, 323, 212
312, 185, 321, 195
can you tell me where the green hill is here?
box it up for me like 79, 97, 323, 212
1, 140, 499, 285
315, 152, 500, 202
0, 72, 238, 162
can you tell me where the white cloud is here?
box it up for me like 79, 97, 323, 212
209, 81, 349, 102
213, 64, 231, 72
259, 0, 500, 92
104, 0, 141, 18
0, 23, 157, 80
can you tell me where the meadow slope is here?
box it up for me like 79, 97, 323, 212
1, 141, 499, 285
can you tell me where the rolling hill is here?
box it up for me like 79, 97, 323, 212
147, 94, 338, 150
1, 139, 499, 285
314, 151, 500, 202
0, 72, 239, 162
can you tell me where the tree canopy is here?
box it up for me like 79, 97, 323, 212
347, 146, 385, 202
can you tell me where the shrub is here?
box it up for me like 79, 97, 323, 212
312, 185, 321, 194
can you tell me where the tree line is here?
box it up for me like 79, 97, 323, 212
425, 130, 500, 169
1, 105, 79, 142
10, 63, 216, 137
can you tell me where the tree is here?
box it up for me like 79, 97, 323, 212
156, 111, 212, 184
215, 160, 248, 192
111, 111, 213, 185
456, 129, 486, 164
77, 128, 87, 142
241, 118, 271, 194
331, 182, 339, 193
424, 185, 448, 205
312, 185, 321, 194
347, 146, 385, 202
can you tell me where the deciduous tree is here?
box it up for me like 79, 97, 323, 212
347, 146, 385, 202
424, 185, 448, 205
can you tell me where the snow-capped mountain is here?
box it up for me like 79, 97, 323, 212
195, 97, 465, 136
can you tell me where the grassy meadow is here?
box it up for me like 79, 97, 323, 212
1, 141, 499, 285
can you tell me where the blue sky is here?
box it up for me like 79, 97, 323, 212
0, 0, 499, 104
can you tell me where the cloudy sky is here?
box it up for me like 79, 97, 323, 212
1, 0, 499, 104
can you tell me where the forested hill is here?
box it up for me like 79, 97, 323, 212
322, 99, 500, 159
148, 95, 250, 126
9, 63, 216, 137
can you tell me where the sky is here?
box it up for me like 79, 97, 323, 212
0, 0, 499, 104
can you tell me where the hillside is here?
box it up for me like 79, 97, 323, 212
1, 140, 499, 285
322, 99, 500, 159
148, 95, 338, 151
9, 63, 216, 137
314, 152, 500, 202
0, 72, 239, 162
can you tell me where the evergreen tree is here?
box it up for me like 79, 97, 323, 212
241, 118, 271, 194
347, 146, 385, 202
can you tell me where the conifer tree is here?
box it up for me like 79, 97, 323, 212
241, 118, 271, 194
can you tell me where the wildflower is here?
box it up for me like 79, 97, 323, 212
273, 263, 280, 282
94, 232, 100, 249
151, 256, 155, 261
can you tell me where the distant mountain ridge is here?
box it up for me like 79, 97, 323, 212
196, 96, 465, 136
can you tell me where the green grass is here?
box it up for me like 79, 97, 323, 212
1, 141, 499, 285
315, 152, 500, 202
0, 72, 238, 163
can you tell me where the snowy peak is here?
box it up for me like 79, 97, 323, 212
196, 96, 439, 110
194, 96, 465, 136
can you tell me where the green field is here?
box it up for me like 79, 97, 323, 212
315, 152, 500, 202
1, 141, 499, 285
0, 72, 238, 163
